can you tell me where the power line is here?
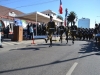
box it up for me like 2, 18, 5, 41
15, 0, 59, 9
1, 0, 59, 15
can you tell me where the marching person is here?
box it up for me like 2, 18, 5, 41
64, 25, 69, 44
58, 22, 65, 43
71, 22, 77, 44
45, 16, 56, 47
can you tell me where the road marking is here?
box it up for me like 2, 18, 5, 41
66, 62, 78, 75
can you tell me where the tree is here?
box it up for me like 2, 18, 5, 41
67, 11, 77, 26
57, 15, 63, 20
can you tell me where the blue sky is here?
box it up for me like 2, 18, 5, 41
0, 0, 100, 28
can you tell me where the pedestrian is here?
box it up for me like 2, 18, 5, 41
29, 25, 34, 40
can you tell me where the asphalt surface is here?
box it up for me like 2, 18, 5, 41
0, 40, 100, 75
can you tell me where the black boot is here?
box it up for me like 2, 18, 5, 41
45, 39, 48, 43
72, 41, 74, 44
0, 45, 3, 48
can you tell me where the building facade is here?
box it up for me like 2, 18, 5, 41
41, 10, 62, 26
78, 18, 90, 28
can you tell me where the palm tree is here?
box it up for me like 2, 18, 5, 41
57, 15, 63, 20
67, 11, 77, 26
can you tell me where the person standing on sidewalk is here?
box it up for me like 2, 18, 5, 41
29, 25, 34, 40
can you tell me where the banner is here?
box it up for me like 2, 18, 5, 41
14, 19, 22, 26
21, 20, 27, 28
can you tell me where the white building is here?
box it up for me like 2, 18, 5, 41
78, 18, 90, 28
41, 10, 62, 26
41, 10, 57, 19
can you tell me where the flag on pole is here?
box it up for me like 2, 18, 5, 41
59, 0, 63, 14
65, 8, 68, 18
64, 18, 67, 26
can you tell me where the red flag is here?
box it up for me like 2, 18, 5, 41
64, 19, 66, 26
59, 0, 63, 14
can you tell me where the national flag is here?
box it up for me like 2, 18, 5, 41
59, 0, 63, 14
64, 18, 67, 26
65, 9, 68, 17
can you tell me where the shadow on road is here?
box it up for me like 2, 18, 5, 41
1, 41, 100, 74
9, 47, 47, 51
0, 52, 96, 74
9, 43, 72, 51
78, 41, 100, 54
37, 43, 72, 46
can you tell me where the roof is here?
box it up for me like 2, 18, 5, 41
41, 9, 57, 15
15, 11, 63, 23
0, 5, 24, 17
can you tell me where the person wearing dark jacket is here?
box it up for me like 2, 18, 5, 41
71, 24, 77, 44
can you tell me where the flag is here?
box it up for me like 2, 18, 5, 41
65, 9, 68, 17
59, 0, 63, 14
64, 18, 67, 26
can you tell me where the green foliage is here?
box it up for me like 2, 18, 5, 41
57, 15, 63, 20
67, 11, 77, 26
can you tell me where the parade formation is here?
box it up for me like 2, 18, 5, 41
44, 15, 99, 47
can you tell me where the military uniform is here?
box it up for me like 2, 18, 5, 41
86, 29, 89, 40
71, 25, 77, 44
79, 28, 82, 40
64, 26, 69, 43
58, 24, 65, 43
45, 16, 56, 47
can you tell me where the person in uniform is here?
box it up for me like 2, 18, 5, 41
88, 28, 91, 40
70, 22, 77, 44
82, 28, 85, 40
79, 28, 82, 40
94, 24, 99, 43
64, 25, 69, 44
85, 28, 88, 40
58, 22, 65, 43
45, 16, 56, 47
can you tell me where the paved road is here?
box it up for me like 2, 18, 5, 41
0, 40, 100, 75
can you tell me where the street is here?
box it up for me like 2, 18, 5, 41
0, 40, 100, 75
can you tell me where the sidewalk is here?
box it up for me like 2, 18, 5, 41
1, 37, 62, 47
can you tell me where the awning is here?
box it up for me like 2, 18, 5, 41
15, 11, 63, 23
